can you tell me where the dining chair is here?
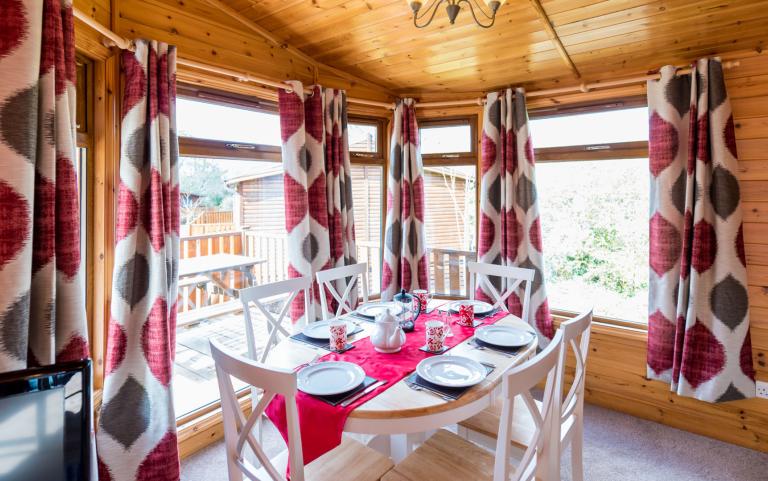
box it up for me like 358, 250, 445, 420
467, 261, 535, 323
458, 309, 594, 481
210, 339, 394, 481
239, 276, 312, 364
316, 263, 370, 320
382, 330, 565, 481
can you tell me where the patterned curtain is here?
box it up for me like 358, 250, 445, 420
97, 40, 181, 481
382, 98, 428, 300
280, 82, 357, 323
0, 0, 89, 372
647, 58, 755, 402
477, 88, 553, 344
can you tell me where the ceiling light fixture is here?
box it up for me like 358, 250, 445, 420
407, 0, 505, 28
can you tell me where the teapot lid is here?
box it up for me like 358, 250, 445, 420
393, 288, 413, 302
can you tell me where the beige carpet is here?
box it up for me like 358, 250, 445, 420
181, 403, 768, 480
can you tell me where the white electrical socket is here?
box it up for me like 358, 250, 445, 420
757, 381, 768, 399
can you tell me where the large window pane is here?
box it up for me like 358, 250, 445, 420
176, 98, 280, 146
349, 123, 378, 153
175, 156, 287, 418
530, 107, 648, 148
351, 165, 383, 295
423, 165, 477, 296
420, 124, 472, 154
537, 158, 649, 322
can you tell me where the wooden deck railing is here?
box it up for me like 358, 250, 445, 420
177, 229, 476, 320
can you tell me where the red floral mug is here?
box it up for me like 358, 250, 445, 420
457, 303, 475, 327
329, 320, 347, 351
413, 289, 431, 312
425, 320, 447, 352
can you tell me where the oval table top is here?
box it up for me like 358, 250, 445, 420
264, 302, 538, 435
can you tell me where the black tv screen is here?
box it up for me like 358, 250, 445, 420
0, 360, 91, 481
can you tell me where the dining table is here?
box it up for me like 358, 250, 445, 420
263, 299, 538, 462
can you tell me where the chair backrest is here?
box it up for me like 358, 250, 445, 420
557, 309, 593, 425
494, 330, 564, 481
468, 261, 535, 323
210, 340, 306, 481
315, 263, 369, 320
239, 276, 312, 364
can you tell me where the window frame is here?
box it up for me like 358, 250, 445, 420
419, 115, 478, 165
529, 99, 650, 328
348, 115, 386, 163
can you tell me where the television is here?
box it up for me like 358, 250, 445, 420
0, 360, 92, 481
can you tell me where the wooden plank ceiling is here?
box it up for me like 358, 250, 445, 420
206, 0, 768, 95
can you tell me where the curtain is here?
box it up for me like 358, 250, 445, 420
382, 98, 428, 300
280, 82, 357, 323
477, 88, 553, 344
0, 0, 89, 372
647, 58, 755, 402
97, 40, 181, 481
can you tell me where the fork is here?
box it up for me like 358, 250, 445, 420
405, 380, 453, 401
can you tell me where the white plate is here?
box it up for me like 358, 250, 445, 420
475, 325, 535, 348
297, 361, 366, 396
302, 319, 357, 340
357, 301, 405, 318
416, 356, 487, 388
446, 300, 495, 315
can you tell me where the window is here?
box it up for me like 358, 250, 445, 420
176, 97, 281, 146
349, 121, 381, 156
532, 106, 649, 323
420, 117, 478, 297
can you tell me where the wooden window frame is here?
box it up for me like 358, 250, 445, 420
349, 115, 386, 164
528, 100, 650, 328
420, 115, 478, 166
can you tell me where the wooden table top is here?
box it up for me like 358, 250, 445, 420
265, 303, 538, 422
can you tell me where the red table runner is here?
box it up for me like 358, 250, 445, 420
265, 307, 508, 467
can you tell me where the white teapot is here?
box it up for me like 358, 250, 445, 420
370, 308, 407, 353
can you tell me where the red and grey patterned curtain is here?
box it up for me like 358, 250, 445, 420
279, 82, 357, 323
647, 58, 755, 402
477, 88, 553, 344
97, 40, 181, 480
382, 99, 428, 300
0, 0, 89, 372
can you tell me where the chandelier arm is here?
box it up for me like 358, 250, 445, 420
414, 0, 446, 27
458, 0, 495, 20
460, 0, 496, 28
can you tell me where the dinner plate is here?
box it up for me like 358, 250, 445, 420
357, 301, 405, 318
297, 361, 366, 396
445, 300, 495, 315
302, 319, 357, 340
415, 356, 487, 388
475, 325, 535, 348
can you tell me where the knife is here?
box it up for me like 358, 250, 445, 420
340, 380, 387, 407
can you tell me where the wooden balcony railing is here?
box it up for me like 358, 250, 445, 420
177, 229, 476, 320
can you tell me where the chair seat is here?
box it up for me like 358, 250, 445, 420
382, 430, 495, 481
459, 396, 540, 448
306, 437, 394, 481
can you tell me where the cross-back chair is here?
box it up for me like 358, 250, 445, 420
382, 330, 565, 481
316, 263, 369, 320
468, 261, 534, 324
210, 340, 394, 481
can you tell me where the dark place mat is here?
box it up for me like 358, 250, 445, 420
310, 376, 379, 406
419, 344, 448, 354
470, 337, 525, 356
405, 363, 495, 400
290, 331, 359, 353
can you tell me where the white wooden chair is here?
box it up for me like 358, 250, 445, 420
468, 261, 534, 323
210, 339, 394, 481
239, 276, 312, 364
382, 330, 564, 481
458, 310, 593, 481
316, 263, 370, 320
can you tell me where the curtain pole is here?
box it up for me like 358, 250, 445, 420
73, 7, 740, 111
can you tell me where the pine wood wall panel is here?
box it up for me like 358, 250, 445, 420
574, 51, 768, 453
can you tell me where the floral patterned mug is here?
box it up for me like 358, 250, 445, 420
425, 320, 447, 352
413, 289, 431, 312
457, 303, 475, 327
329, 320, 347, 351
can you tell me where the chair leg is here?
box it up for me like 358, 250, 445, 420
570, 418, 584, 481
